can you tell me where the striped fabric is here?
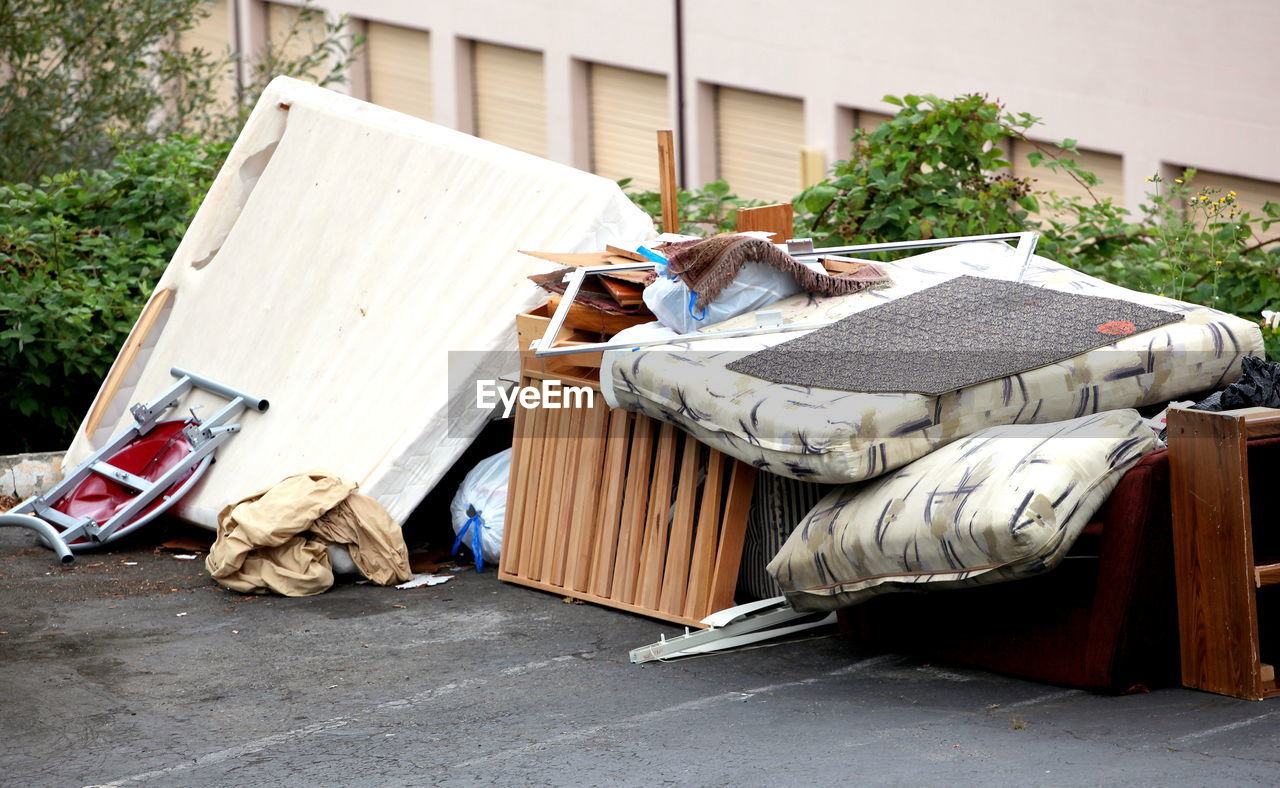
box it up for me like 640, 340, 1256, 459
767, 410, 1158, 612
736, 471, 828, 601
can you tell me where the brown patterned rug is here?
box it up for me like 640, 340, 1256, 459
725, 275, 1184, 395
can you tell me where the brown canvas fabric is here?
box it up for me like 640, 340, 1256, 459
206, 471, 412, 596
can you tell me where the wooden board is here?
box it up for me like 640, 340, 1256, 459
500, 367, 758, 628
736, 203, 793, 242
658, 129, 679, 233
545, 294, 653, 336
1168, 406, 1280, 700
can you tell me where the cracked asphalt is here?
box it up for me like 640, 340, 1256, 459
2, 523, 1278, 787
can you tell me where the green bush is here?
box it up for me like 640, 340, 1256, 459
623, 179, 760, 236
628, 93, 1280, 357
795, 93, 1037, 245
0, 0, 362, 185
0, 136, 228, 452
0, 1, 360, 453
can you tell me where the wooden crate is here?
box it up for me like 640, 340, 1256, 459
499, 367, 757, 628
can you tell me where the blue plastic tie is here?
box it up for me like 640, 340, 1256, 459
452, 512, 485, 573
687, 291, 707, 322
636, 245, 670, 277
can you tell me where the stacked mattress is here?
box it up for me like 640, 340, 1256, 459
600, 241, 1263, 610
602, 242, 1262, 484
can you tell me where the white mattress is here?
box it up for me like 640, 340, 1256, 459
603, 242, 1263, 484
65, 77, 654, 527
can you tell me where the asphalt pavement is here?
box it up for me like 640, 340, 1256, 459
2, 523, 1278, 787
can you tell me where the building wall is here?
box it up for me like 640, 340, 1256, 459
208, 0, 1280, 211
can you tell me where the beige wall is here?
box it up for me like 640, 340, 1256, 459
226, 0, 1280, 209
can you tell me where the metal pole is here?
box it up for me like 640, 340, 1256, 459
0, 514, 74, 564
170, 367, 270, 412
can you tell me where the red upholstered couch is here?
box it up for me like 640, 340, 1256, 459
837, 445, 1195, 693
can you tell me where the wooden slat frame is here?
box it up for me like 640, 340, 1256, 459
499, 363, 757, 628
1168, 406, 1280, 700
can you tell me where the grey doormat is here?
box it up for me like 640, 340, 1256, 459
725, 275, 1184, 395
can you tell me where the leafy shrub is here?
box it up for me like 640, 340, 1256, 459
0, 1, 359, 452
0, 136, 229, 452
0, 0, 361, 184
630, 93, 1280, 357
795, 93, 1038, 246
623, 179, 760, 236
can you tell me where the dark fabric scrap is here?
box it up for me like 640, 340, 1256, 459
1191, 355, 1280, 411
725, 275, 1184, 396
663, 234, 890, 310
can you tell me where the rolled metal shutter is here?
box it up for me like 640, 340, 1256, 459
589, 64, 669, 191
717, 86, 804, 202
366, 22, 432, 120
856, 110, 893, 134
472, 42, 546, 157
1187, 169, 1280, 222
183, 1, 236, 106
266, 3, 329, 83
1012, 140, 1124, 207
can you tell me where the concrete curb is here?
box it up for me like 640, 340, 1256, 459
0, 451, 66, 500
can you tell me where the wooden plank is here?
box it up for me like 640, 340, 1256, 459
510, 400, 547, 580
501, 573, 709, 629
548, 401, 586, 587
1255, 562, 1280, 587
85, 288, 174, 436
524, 404, 562, 582
683, 448, 724, 619
614, 416, 655, 601
638, 423, 678, 610
658, 435, 701, 615
498, 376, 535, 575
566, 400, 608, 592
1236, 407, 1280, 439
599, 277, 644, 306
605, 244, 647, 262
590, 409, 632, 597
707, 460, 758, 612
735, 203, 793, 242
545, 293, 653, 336
1168, 408, 1265, 700
657, 129, 679, 233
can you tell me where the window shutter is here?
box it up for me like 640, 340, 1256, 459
1187, 169, 1280, 222
1012, 141, 1124, 207
472, 42, 546, 157
366, 22, 432, 120
589, 64, 669, 191
266, 3, 329, 84
716, 87, 805, 202
182, 1, 236, 106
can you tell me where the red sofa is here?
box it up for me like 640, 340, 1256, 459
837, 444, 1196, 692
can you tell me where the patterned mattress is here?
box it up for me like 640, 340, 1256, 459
601, 242, 1263, 484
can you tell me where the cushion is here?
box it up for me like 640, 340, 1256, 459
603, 243, 1262, 485
767, 409, 1158, 611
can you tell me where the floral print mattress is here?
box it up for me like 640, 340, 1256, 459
600, 242, 1262, 484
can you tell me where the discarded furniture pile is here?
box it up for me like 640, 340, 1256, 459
6, 79, 1278, 702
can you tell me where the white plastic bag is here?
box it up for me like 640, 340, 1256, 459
642, 260, 823, 334
449, 448, 512, 570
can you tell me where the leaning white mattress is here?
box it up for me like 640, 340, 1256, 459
602, 242, 1263, 484
64, 77, 655, 528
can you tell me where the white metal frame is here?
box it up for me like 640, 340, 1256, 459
630, 596, 836, 663
532, 232, 1039, 358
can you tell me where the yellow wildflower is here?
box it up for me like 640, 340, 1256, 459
1175, 178, 1184, 184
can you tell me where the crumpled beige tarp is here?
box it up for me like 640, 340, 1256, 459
206, 471, 412, 596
